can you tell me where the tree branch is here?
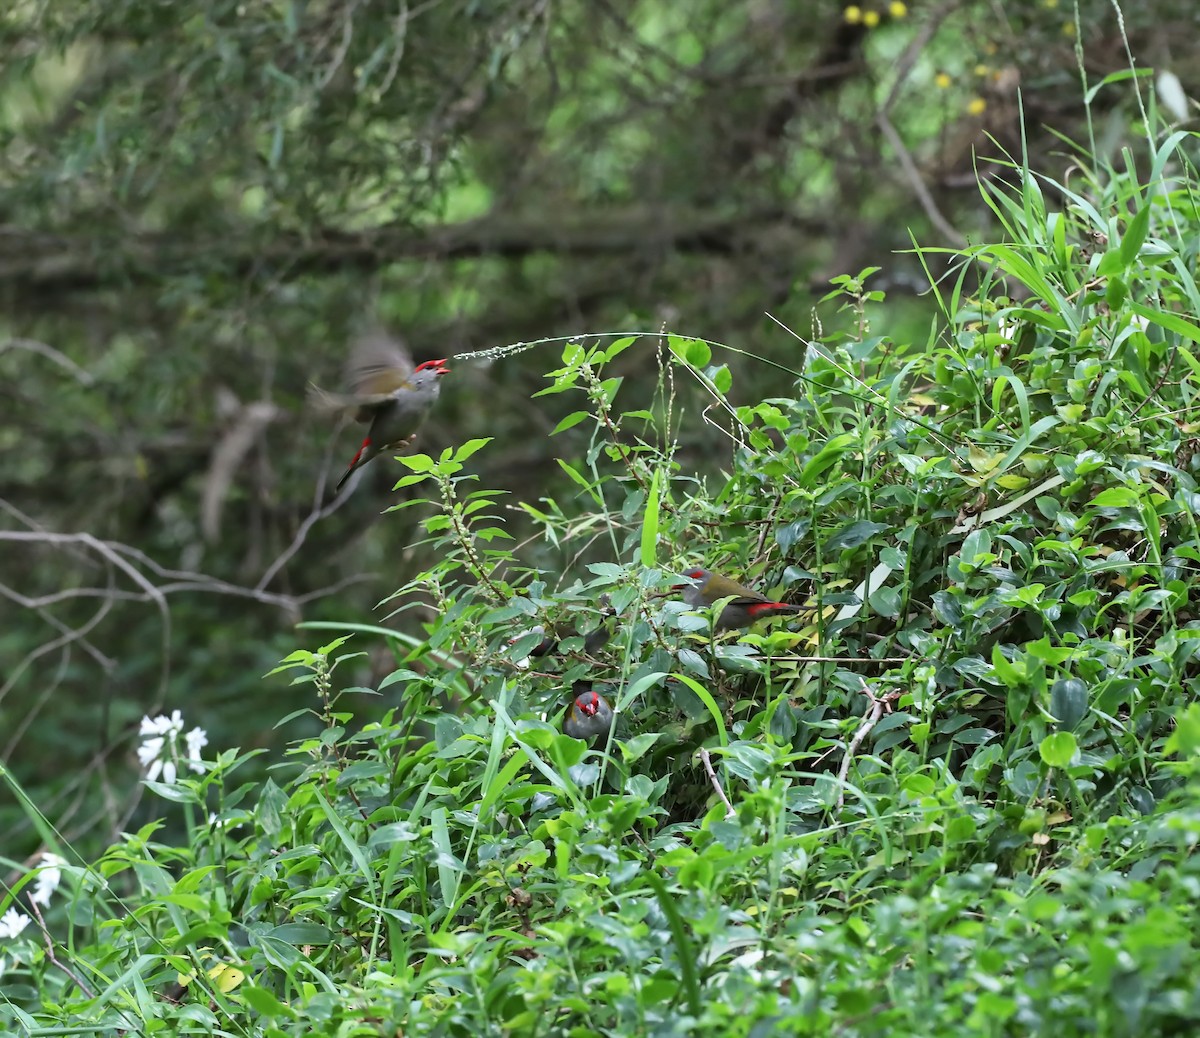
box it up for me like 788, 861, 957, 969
0, 207, 817, 295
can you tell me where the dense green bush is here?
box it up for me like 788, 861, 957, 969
7, 106, 1200, 1038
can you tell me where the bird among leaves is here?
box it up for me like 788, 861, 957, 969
563, 688, 614, 742
676, 567, 802, 630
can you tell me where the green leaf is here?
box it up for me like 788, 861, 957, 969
826, 520, 889, 551
1090, 487, 1140, 508
685, 339, 712, 366
1039, 731, 1078, 768
240, 984, 297, 1018
398, 453, 435, 472
597, 376, 623, 405
552, 410, 591, 434
1095, 249, 1125, 277
800, 433, 856, 483
619, 732, 662, 762
671, 675, 728, 749
1049, 678, 1088, 731
645, 872, 702, 1016
315, 790, 376, 899
640, 467, 661, 567
603, 335, 638, 361
430, 806, 461, 908
1119, 204, 1151, 267
1129, 302, 1200, 344
142, 780, 199, 803
453, 438, 492, 463
261, 923, 335, 944
556, 459, 593, 491
1165, 703, 1200, 757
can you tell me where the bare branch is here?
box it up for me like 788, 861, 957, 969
26, 896, 95, 1000
0, 207, 817, 296
876, 0, 967, 247
836, 684, 901, 809
0, 338, 95, 385
698, 747, 736, 820
201, 400, 281, 543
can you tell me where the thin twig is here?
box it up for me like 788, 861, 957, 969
256, 446, 357, 592
698, 747, 735, 819
1, 337, 95, 385
836, 684, 900, 808
774, 654, 911, 664
26, 897, 95, 999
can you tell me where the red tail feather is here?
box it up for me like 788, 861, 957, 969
747, 601, 797, 617
347, 437, 371, 469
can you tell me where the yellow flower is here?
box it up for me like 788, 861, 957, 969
1044, 0, 1059, 7
935, 72, 952, 89
863, 9, 880, 26
974, 63, 989, 77
967, 97, 987, 115
889, 1, 908, 15
844, 5, 862, 22
1062, 20, 1075, 36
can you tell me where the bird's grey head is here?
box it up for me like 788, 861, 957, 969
410, 359, 451, 392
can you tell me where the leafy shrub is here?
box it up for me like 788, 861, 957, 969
8, 101, 1200, 1038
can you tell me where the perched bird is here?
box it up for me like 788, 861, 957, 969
311, 331, 451, 492
676, 567, 802, 631
562, 688, 614, 742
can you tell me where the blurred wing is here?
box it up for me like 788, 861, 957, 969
346, 329, 414, 396
306, 383, 356, 415
307, 383, 395, 418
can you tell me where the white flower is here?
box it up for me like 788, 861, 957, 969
151, 758, 177, 784
185, 727, 209, 773
138, 712, 210, 788
137, 736, 164, 769
139, 710, 183, 738
0, 908, 30, 940
30, 854, 65, 908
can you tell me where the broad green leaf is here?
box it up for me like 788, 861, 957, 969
1050, 678, 1088, 731
685, 339, 712, 366
1090, 487, 1140, 508
398, 453, 435, 472
1039, 731, 1078, 768
453, 438, 492, 462
552, 410, 590, 434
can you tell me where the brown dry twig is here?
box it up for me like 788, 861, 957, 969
26, 896, 95, 1000
698, 747, 736, 819
836, 683, 902, 808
